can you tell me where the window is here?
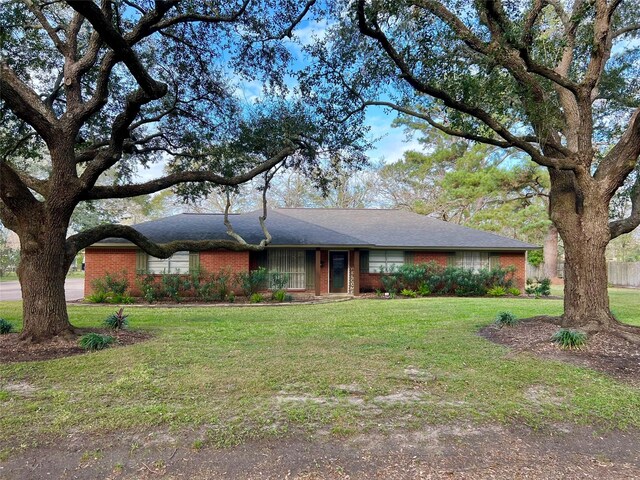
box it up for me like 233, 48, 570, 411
147, 251, 190, 274
268, 249, 307, 289
368, 250, 405, 273
453, 251, 490, 272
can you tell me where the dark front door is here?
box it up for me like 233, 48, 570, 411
329, 251, 348, 293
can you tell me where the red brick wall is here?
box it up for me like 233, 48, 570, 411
85, 247, 137, 296
499, 252, 526, 291
414, 252, 449, 266
85, 248, 250, 296
200, 250, 249, 273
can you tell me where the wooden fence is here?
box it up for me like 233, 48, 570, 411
526, 261, 640, 288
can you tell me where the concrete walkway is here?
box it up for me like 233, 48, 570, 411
0, 278, 84, 302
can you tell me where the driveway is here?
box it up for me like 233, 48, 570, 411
0, 278, 84, 301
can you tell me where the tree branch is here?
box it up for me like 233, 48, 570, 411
0, 62, 58, 143
22, 0, 66, 54
610, 174, 640, 238
356, 2, 574, 169
82, 144, 298, 200
65, 223, 269, 260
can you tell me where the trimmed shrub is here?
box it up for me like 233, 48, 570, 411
379, 262, 516, 297
79, 333, 114, 351
495, 311, 518, 327
551, 329, 587, 349
0, 318, 14, 334
103, 307, 129, 330
136, 274, 161, 303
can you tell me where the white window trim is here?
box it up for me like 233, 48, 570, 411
369, 250, 405, 273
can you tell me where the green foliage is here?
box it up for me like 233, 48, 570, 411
508, 287, 521, 296
270, 272, 290, 291
417, 283, 431, 296
551, 329, 587, 349
526, 278, 551, 298
92, 271, 129, 296
487, 285, 507, 297
272, 290, 287, 302
136, 274, 161, 303
103, 308, 129, 330
78, 333, 115, 352
400, 289, 417, 298
89, 271, 132, 303
161, 273, 189, 303
380, 262, 515, 297
527, 250, 544, 267
0, 318, 14, 334
249, 293, 264, 304
237, 268, 268, 298
495, 311, 518, 328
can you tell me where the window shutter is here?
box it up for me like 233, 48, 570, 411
489, 253, 501, 269
305, 250, 315, 289
189, 252, 200, 273
404, 251, 414, 265
136, 250, 148, 274
360, 250, 369, 273
447, 252, 458, 267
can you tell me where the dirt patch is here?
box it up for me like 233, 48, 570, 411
2, 423, 640, 479
0, 329, 151, 363
479, 319, 640, 385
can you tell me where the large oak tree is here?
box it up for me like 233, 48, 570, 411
306, 0, 640, 337
0, 0, 365, 341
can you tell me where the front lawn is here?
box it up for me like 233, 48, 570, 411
0, 289, 638, 448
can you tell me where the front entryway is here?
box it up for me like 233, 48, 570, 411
329, 251, 348, 293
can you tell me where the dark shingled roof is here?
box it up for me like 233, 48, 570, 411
97, 208, 537, 250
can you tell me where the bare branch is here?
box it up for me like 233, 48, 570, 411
151, 0, 251, 30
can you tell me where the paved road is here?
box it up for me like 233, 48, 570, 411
0, 278, 84, 301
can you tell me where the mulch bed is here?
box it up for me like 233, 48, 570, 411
0, 328, 151, 363
480, 319, 640, 386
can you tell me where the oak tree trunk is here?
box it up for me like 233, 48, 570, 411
549, 171, 617, 331
543, 224, 559, 280
18, 223, 74, 341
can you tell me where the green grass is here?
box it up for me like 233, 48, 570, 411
0, 288, 638, 447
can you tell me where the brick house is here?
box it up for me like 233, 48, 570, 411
85, 208, 537, 296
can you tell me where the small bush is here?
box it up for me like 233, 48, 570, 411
400, 288, 417, 298
237, 267, 268, 297
79, 333, 115, 351
508, 287, 521, 296
487, 285, 507, 297
495, 311, 518, 328
272, 289, 287, 302
526, 278, 551, 298
270, 272, 290, 291
0, 318, 14, 334
551, 329, 587, 349
249, 292, 264, 303
86, 291, 109, 303
161, 272, 188, 302
227, 292, 235, 303
417, 283, 430, 296
103, 307, 129, 330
